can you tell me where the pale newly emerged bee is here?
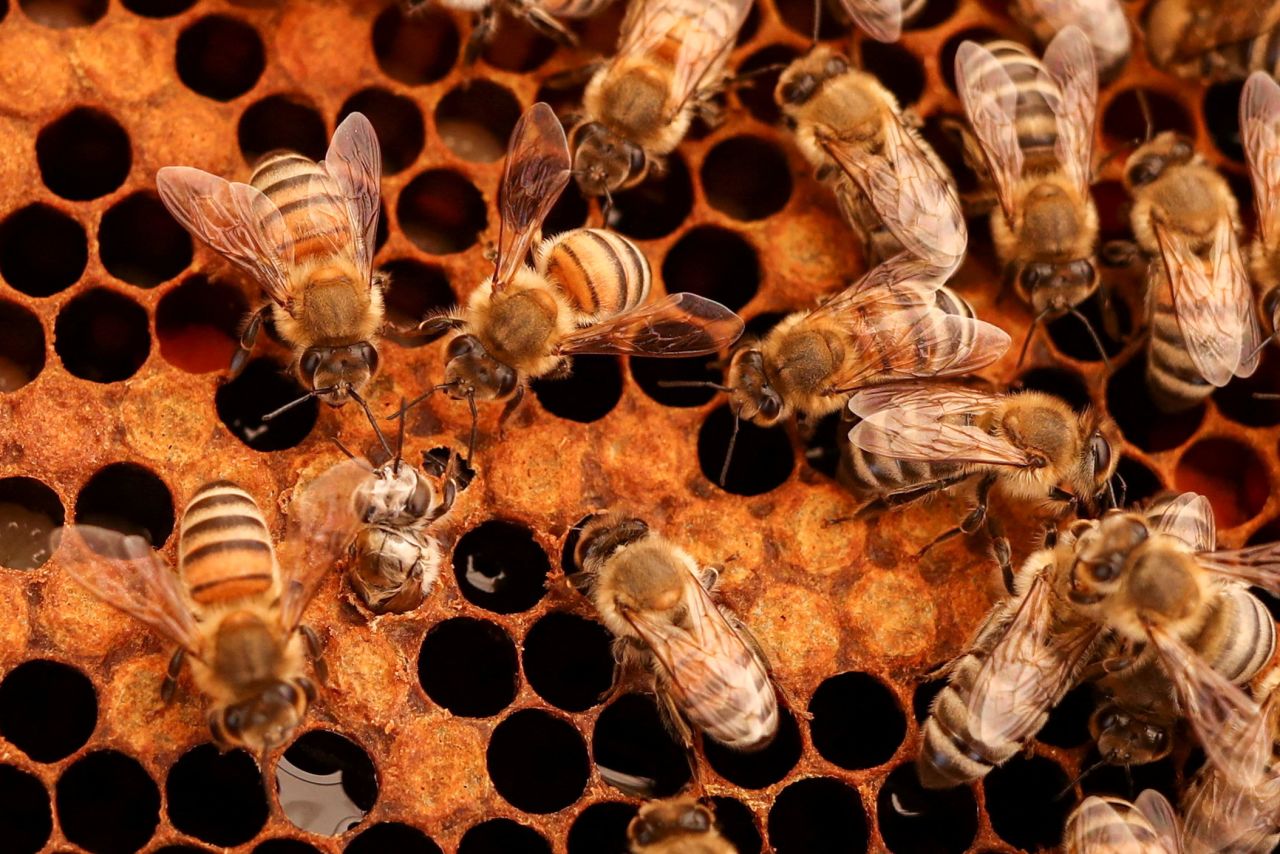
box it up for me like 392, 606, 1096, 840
157, 114, 385, 416
1144, 0, 1280, 81
576, 515, 778, 753
1064, 790, 1182, 853
628, 797, 736, 854
52, 464, 366, 763
1009, 0, 1132, 83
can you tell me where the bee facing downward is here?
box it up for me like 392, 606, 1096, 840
628, 797, 737, 853
157, 113, 384, 413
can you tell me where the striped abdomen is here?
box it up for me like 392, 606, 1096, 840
1145, 260, 1214, 412
984, 40, 1062, 167
1187, 27, 1280, 78
629, 0, 746, 77
250, 152, 354, 270
1065, 796, 1171, 854
538, 228, 652, 321
179, 481, 277, 606
537, 0, 614, 14
1193, 585, 1275, 684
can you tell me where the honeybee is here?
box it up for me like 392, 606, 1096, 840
575, 515, 779, 752
428, 0, 616, 62
775, 46, 967, 274
1242, 70, 1280, 346
415, 103, 743, 450
157, 113, 384, 414
954, 27, 1105, 361
52, 465, 366, 760
1064, 790, 1183, 853
1144, 0, 1280, 80
1009, 0, 1132, 83
628, 797, 736, 854
1114, 131, 1261, 412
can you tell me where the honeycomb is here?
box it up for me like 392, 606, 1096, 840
0, 0, 1274, 850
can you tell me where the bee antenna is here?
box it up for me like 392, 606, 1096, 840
1015, 307, 1054, 369
1068, 306, 1112, 371
1246, 330, 1278, 364
1056, 755, 1107, 799
812, 0, 822, 44
719, 409, 741, 488
393, 396, 408, 475
1136, 88, 1154, 143
261, 386, 335, 422
348, 389, 395, 463
389, 381, 458, 421
601, 185, 615, 222
656, 380, 733, 391
1110, 468, 1127, 509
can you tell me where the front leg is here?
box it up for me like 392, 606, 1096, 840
230, 304, 271, 378
497, 384, 527, 438
300, 624, 328, 686
463, 4, 496, 65
161, 647, 187, 704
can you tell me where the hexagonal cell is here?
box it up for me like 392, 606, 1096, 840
215, 358, 319, 452
0, 659, 96, 762
877, 763, 978, 854
54, 288, 151, 383
451, 520, 550, 613
99, 192, 193, 287
0, 301, 45, 392
698, 404, 794, 495
808, 671, 907, 770
522, 611, 614, 712
1106, 354, 1204, 453
75, 461, 175, 546
435, 80, 522, 164
155, 275, 247, 374
703, 704, 803, 789
176, 16, 266, 101
983, 754, 1072, 850
346, 822, 441, 854
711, 796, 764, 854
1174, 438, 1269, 528
0, 476, 63, 569
567, 801, 636, 854
55, 750, 161, 854
0, 764, 52, 854
341, 89, 426, 174
702, 136, 793, 221
417, 617, 519, 717
487, 708, 589, 814
238, 94, 328, 164
278, 730, 378, 836
607, 154, 694, 240
480, 9, 557, 71
167, 745, 267, 846
1102, 88, 1195, 146
734, 45, 801, 125
768, 777, 868, 854
593, 693, 692, 798
0, 204, 87, 297
459, 819, 551, 854
859, 40, 925, 106
398, 169, 487, 255
532, 356, 623, 423
380, 259, 455, 346
662, 225, 760, 313
372, 4, 459, 85
36, 108, 130, 201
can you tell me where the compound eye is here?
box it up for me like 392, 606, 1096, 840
1091, 557, 1121, 582
1023, 263, 1054, 288
494, 364, 518, 397
1143, 726, 1168, 749
633, 819, 658, 845
780, 73, 818, 104
407, 476, 431, 517
223, 706, 246, 734
679, 807, 711, 832
625, 143, 646, 174
357, 342, 379, 376
1090, 433, 1112, 476
759, 394, 782, 421
299, 348, 323, 380
824, 54, 849, 77
447, 335, 477, 359
1069, 259, 1097, 285
1128, 157, 1162, 186
1171, 138, 1193, 160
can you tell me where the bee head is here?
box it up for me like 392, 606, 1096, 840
629, 798, 713, 845
575, 515, 650, 577
727, 348, 783, 426
443, 334, 518, 401
211, 678, 314, 754
1068, 511, 1147, 605
1020, 259, 1100, 319
1070, 413, 1121, 517
1090, 703, 1172, 765
570, 121, 646, 198
298, 342, 380, 407
1123, 132, 1194, 190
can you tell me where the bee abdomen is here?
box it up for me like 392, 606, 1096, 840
985, 41, 1060, 157
180, 482, 276, 605
918, 653, 1021, 788
250, 152, 352, 266
539, 0, 613, 14
539, 228, 652, 320
1146, 287, 1213, 412
348, 527, 442, 614
1065, 796, 1164, 854
1201, 586, 1275, 684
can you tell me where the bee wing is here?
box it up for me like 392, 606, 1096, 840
1017, 0, 1130, 70
1149, 625, 1268, 791
969, 572, 1098, 745
494, 103, 572, 290
556, 292, 744, 356
1147, 491, 1216, 552
1041, 25, 1098, 196
819, 119, 967, 274
1156, 220, 1261, 386
954, 40, 1024, 223
1133, 790, 1183, 854
847, 384, 1037, 467
1197, 540, 1280, 594
50, 525, 202, 655
276, 459, 369, 632
1067, 797, 1146, 853
834, 0, 902, 42
321, 112, 382, 286
806, 254, 947, 323
156, 166, 294, 306
1182, 765, 1280, 853
1241, 71, 1280, 247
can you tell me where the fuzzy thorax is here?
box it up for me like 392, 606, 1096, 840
465, 269, 577, 377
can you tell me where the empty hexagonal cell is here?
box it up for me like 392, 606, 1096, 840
54, 288, 151, 383
593, 693, 692, 797
398, 170, 487, 254
983, 754, 1072, 850
1103, 89, 1195, 145
877, 763, 978, 854
214, 358, 319, 452
76, 462, 174, 546
522, 611, 614, 712
345, 822, 442, 854
36, 108, 131, 201
1175, 438, 1269, 528
155, 275, 247, 374
567, 801, 637, 854
0, 301, 45, 392
1035, 683, 1096, 749
99, 193, 193, 287
459, 819, 551, 854
859, 41, 925, 106
662, 225, 760, 313
176, 16, 265, 101
121, 0, 193, 18
166, 745, 267, 846
435, 80, 522, 163
1043, 293, 1128, 364
380, 259, 454, 346
451, 520, 550, 613
768, 777, 868, 854
487, 708, 589, 814
238, 95, 328, 164
704, 704, 802, 789
55, 750, 161, 854
341, 89, 425, 174
1106, 354, 1204, 453
0, 660, 96, 762
372, 4, 459, 85
0, 204, 88, 300
0, 476, 63, 569
711, 796, 764, 854
698, 404, 794, 495
608, 154, 694, 240
18, 0, 105, 27
417, 617, 519, 717
532, 356, 623, 423
631, 353, 724, 408
702, 136, 792, 221
480, 10, 557, 71
0, 764, 52, 854
279, 730, 378, 836
808, 671, 906, 770
1203, 79, 1245, 162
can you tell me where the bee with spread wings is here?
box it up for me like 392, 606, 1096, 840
415, 103, 743, 455
1064, 790, 1183, 853
1242, 70, 1280, 352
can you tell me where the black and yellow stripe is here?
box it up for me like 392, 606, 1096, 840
1145, 261, 1213, 412
179, 481, 276, 605
985, 40, 1063, 171
542, 0, 613, 14
539, 228, 652, 320
250, 152, 353, 269
1196, 585, 1275, 684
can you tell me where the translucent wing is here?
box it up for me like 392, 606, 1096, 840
1016, 0, 1130, 76
1156, 220, 1261, 386
955, 40, 1025, 222
276, 459, 369, 632
1181, 765, 1280, 854
156, 166, 294, 306
1134, 790, 1183, 854
1066, 798, 1144, 853
1042, 25, 1098, 196
1241, 71, 1280, 248
1146, 491, 1216, 552
1197, 540, 1280, 595
820, 118, 968, 274
322, 112, 382, 285
848, 384, 1036, 467
557, 293, 744, 356
51, 525, 202, 654
836, 0, 903, 42
806, 253, 950, 324
494, 103, 571, 290
969, 572, 1099, 744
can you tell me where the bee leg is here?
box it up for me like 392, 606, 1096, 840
655, 686, 696, 752
918, 474, 995, 557
516, 3, 578, 46
230, 305, 270, 379
497, 384, 527, 438
986, 515, 1014, 595
161, 647, 186, 704
300, 624, 329, 686
463, 5, 496, 65
1100, 239, 1140, 268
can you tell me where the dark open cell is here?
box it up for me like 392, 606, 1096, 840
905, 0, 958, 28
735, 44, 802, 125
0, 204, 87, 297
0, 660, 96, 762
1102, 89, 1195, 145
522, 611, 614, 712
983, 754, 1072, 850
480, 10, 557, 71
663, 226, 760, 313
214, 358, 318, 452
702, 136, 793, 222
808, 671, 907, 770
593, 693, 692, 798
436, 80, 522, 164
398, 169, 487, 254
704, 704, 803, 789
567, 802, 637, 854
340, 89, 425, 174
1079, 749, 1180, 803
417, 617, 519, 717
0, 476, 63, 569
768, 777, 868, 854
54, 288, 150, 383
121, 0, 193, 18
560, 512, 601, 588
859, 41, 925, 106
1203, 80, 1245, 162
607, 154, 694, 240
18, 0, 104, 27
176, 16, 265, 101
877, 763, 978, 854
346, 822, 442, 854
380, 259, 454, 346
711, 796, 763, 854
1175, 438, 1269, 528
155, 275, 247, 374
153, 847, 214, 854
0, 764, 52, 854
452, 520, 550, 613
56, 750, 160, 854
698, 404, 794, 495
1036, 684, 1095, 749
803, 410, 846, 477
1105, 354, 1204, 452
459, 819, 551, 854
1043, 291, 1129, 364
237, 95, 328, 164
76, 462, 174, 547
543, 182, 589, 235
1115, 455, 1163, 507
912, 676, 946, 724
254, 841, 323, 854
939, 28, 1002, 94
373, 5, 459, 85
487, 708, 589, 813
0, 300, 45, 392
775, 0, 844, 39
166, 745, 267, 846
1015, 366, 1091, 412
632, 353, 724, 408
1215, 347, 1280, 427
99, 193, 193, 287
36, 108, 130, 201
532, 355, 623, 423
280, 730, 378, 835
